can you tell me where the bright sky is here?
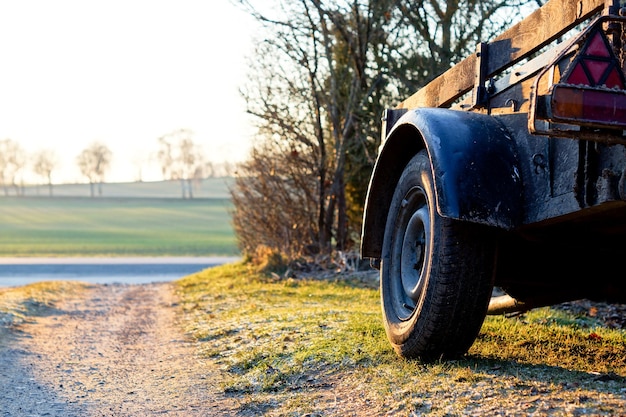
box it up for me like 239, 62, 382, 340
0, 1, 259, 184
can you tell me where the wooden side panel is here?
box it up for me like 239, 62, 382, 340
398, 0, 606, 110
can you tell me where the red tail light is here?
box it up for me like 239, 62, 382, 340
551, 84, 626, 123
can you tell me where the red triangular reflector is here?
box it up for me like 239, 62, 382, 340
585, 60, 610, 85
565, 62, 590, 85
585, 31, 611, 57
604, 67, 625, 89
561, 28, 626, 88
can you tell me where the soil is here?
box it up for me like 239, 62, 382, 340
0, 282, 238, 417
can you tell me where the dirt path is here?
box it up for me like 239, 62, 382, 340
0, 283, 238, 417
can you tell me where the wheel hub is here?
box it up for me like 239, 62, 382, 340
400, 205, 429, 305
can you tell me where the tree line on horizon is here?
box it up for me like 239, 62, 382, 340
0, 129, 236, 198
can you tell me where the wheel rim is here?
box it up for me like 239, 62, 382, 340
390, 186, 431, 321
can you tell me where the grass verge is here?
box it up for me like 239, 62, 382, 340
0, 281, 88, 330
177, 262, 626, 416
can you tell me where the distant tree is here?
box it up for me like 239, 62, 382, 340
76, 142, 112, 197
32, 150, 57, 196
211, 161, 234, 178
204, 161, 215, 178
221, 161, 234, 177
0, 138, 27, 196
132, 154, 147, 182
156, 129, 205, 199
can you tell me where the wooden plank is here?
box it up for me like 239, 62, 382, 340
396, 56, 476, 109
398, 0, 607, 109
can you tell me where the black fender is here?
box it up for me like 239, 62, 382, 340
361, 107, 523, 259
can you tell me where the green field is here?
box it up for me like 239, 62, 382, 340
17, 178, 235, 199
0, 181, 238, 257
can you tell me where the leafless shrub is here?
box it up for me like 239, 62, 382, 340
230, 139, 321, 260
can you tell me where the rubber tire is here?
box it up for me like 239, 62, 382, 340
380, 150, 495, 361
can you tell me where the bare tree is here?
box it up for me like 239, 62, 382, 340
234, 0, 397, 258
76, 142, 112, 197
233, 0, 541, 262
32, 150, 57, 196
156, 129, 205, 199
0, 138, 27, 196
390, 0, 542, 95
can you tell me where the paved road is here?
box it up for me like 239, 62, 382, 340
0, 256, 240, 287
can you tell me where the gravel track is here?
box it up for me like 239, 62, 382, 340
0, 282, 237, 417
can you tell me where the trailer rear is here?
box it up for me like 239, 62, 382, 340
361, 0, 626, 360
